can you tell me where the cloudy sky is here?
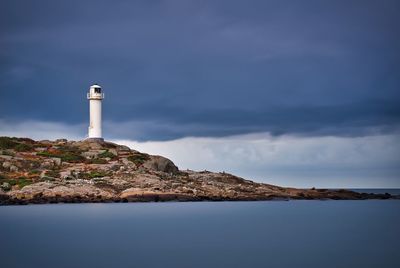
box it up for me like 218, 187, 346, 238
1, 0, 399, 188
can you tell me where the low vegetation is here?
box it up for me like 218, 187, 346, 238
0, 137, 19, 150
0, 137, 35, 151
85, 150, 117, 164
37, 145, 85, 163
15, 143, 34, 152
97, 150, 117, 159
29, 170, 41, 175
127, 152, 150, 166
1, 150, 15, 156
15, 177, 33, 188
0, 175, 33, 191
78, 170, 110, 180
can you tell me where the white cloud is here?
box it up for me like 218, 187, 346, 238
0, 119, 85, 141
1, 119, 399, 188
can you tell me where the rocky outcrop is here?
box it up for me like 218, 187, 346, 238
0, 136, 397, 205
143, 155, 179, 173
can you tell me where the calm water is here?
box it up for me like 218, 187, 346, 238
1, 199, 399, 268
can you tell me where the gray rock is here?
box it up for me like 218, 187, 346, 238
9, 165, 18, 172
61, 171, 76, 180
116, 145, 131, 152
2, 161, 11, 169
109, 148, 118, 155
51, 157, 62, 166
0, 153, 13, 159
143, 155, 179, 173
1, 182, 11, 191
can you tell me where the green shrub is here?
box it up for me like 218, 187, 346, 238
13, 137, 34, 143
89, 171, 108, 178
1, 150, 15, 156
78, 170, 109, 179
0, 178, 31, 190
8, 179, 17, 186
37, 150, 84, 163
0, 137, 18, 149
29, 170, 41, 175
36, 151, 55, 157
127, 153, 150, 165
98, 150, 117, 159
16, 177, 32, 188
0, 137, 35, 152
15, 143, 33, 152
60, 153, 85, 162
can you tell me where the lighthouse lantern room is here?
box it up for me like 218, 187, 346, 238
87, 84, 104, 140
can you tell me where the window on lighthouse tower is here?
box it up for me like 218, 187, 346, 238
94, 88, 101, 93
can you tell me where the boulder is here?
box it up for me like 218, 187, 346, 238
2, 161, 11, 169
51, 157, 62, 166
9, 165, 19, 172
143, 155, 179, 173
0, 154, 13, 160
81, 150, 104, 159
1, 182, 11, 191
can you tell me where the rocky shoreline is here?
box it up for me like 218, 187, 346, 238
0, 137, 397, 205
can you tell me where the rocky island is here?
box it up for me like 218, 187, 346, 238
0, 136, 395, 205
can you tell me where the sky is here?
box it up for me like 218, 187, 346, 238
0, 0, 399, 188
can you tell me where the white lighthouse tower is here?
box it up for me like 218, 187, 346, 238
87, 84, 104, 141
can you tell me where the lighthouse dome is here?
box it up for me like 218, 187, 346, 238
87, 84, 104, 99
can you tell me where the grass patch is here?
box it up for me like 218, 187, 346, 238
0, 137, 35, 152
15, 143, 34, 152
86, 150, 117, 164
0, 137, 19, 150
37, 146, 85, 163
127, 152, 150, 166
16, 177, 33, 188
78, 170, 109, 180
0, 176, 33, 190
29, 169, 41, 175
98, 150, 117, 159
1, 150, 15, 156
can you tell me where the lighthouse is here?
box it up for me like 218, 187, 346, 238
87, 84, 104, 141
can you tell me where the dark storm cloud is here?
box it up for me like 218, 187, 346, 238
1, 0, 399, 140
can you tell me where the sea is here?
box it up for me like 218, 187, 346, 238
0, 189, 399, 268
